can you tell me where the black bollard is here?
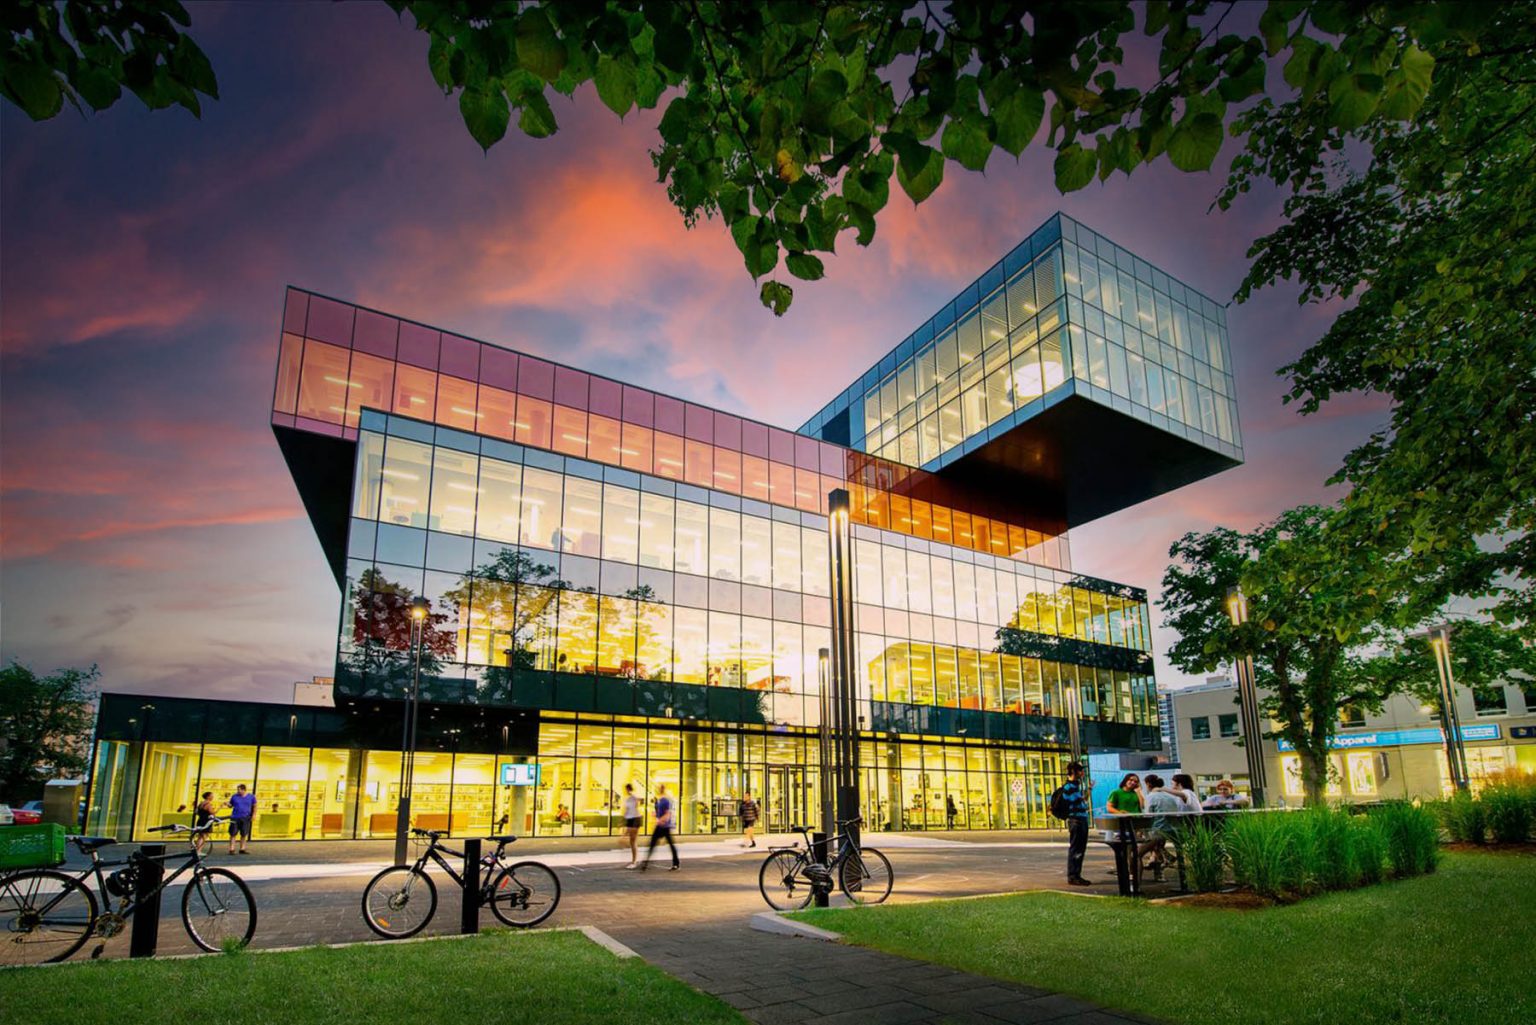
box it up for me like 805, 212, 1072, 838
128, 844, 165, 958
461, 838, 482, 935
811, 832, 830, 908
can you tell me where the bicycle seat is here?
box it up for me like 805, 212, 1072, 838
486, 835, 518, 845
70, 836, 118, 851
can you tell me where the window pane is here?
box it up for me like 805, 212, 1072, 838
380, 437, 433, 528
741, 514, 772, 586
519, 466, 564, 550
296, 340, 350, 423
674, 500, 708, 575
428, 446, 479, 535
561, 477, 602, 556
709, 507, 741, 581
601, 484, 640, 564
476, 457, 522, 543
638, 492, 675, 570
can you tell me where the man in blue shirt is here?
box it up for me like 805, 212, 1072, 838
225, 784, 256, 855
1062, 762, 1093, 886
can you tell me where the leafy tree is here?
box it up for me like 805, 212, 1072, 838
0, 662, 98, 802
2, 0, 217, 120
344, 567, 458, 694
1346, 620, 1536, 717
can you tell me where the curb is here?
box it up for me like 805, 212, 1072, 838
749, 911, 842, 941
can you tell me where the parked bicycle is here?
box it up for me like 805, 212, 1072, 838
361, 828, 560, 938
758, 817, 893, 910
0, 819, 257, 965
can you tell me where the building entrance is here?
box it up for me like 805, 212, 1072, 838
766, 766, 809, 831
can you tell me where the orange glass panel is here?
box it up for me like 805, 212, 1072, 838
552, 404, 588, 457
768, 462, 794, 507
972, 518, 992, 553
911, 500, 934, 540
654, 432, 685, 480
515, 394, 553, 449
346, 351, 395, 427
274, 333, 304, 414
477, 385, 517, 441
588, 414, 623, 466
394, 364, 437, 418
952, 510, 974, 547
931, 505, 953, 542
436, 376, 480, 431
820, 475, 842, 513
742, 455, 771, 501
684, 440, 712, 487
620, 422, 653, 474
989, 519, 1010, 553
713, 448, 741, 494
295, 339, 351, 424
794, 468, 819, 512
889, 494, 913, 533
862, 486, 889, 528
1007, 523, 1027, 556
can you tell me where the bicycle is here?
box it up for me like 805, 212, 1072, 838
758, 817, 893, 910
0, 819, 257, 965
361, 828, 560, 938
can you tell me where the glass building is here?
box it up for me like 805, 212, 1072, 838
86, 213, 1241, 840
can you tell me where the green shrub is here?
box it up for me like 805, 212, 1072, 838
1352, 815, 1389, 885
1482, 783, 1534, 844
1298, 807, 1360, 891
1371, 801, 1441, 877
1439, 791, 1488, 844
1225, 812, 1304, 898
1178, 820, 1227, 893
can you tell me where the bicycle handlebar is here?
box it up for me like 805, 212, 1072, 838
147, 817, 225, 835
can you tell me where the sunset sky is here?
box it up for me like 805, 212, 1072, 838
0, 4, 1384, 702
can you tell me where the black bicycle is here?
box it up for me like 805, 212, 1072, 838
361, 829, 560, 938
0, 820, 257, 965
758, 817, 893, 910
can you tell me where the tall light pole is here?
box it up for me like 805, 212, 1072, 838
826, 489, 861, 844
817, 648, 834, 838
1226, 586, 1268, 808
1429, 625, 1470, 792
394, 594, 430, 865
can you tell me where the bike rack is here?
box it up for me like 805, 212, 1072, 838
128, 843, 165, 958
460, 839, 481, 935
811, 832, 830, 908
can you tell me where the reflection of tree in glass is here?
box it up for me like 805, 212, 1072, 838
345, 568, 456, 685
443, 550, 567, 703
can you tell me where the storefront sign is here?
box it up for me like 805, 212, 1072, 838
1278, 724, 1501, 752
500, 763, 540, 786
1512, 726, 1536, 740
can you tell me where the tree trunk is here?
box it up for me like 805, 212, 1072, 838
1299, 745, 1327, 806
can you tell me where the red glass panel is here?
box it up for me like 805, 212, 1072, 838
684, 403, 712, 442
346, 352, 395, 427
273, 333, 304, 414
589, 377, 621, 418
654, 432, 685, 480
655, 395, 685, 435
554, 366, 589, 408
741, 420, 769, 458
621, 385, 654, 427
794, 468, 819, 512
295, 339, 351, 423
440, 334, 480, 381
294, 415, 345, 438
684, 440, 712, 487
353, 310, 398, 358
515, 395, 553, 449
394, 364, 437, 418
769, 428, 795, 464
437, 376, 480, 431
552, 404, 588, 456
742, 455, 771, 501
478, 385, 518, 441
713, 447, 741, 494
519, 356, 555, 399
794, 435, 819, 470
398, 322, 440, 370
481, 347, 518, 390
588, 414, 623, 466
282, 289, 309, 335
713, 412, 742, 451
306, 296, 354, 347
819, 442, 846, 477
620, 423, 653, 473
768, 462, 794, 506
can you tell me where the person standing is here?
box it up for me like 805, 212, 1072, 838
191, 791, 216, 854
621, 783, 642, 868
945, 794, 958, 830
738, 790, 760, 848
1061, 762, 1093, 886
640, 783, 679, 871
225, 783, 256, 855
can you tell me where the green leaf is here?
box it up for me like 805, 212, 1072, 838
730, 215, 778, 278
808, 67, 848, 108
1380, 44, 1434, 120
594, 54, 636, 117
847, 201, 877, 245
518, 91, 558, 138
1327, 71, 1382, 130
427, 34, 455, 91
73, 65, 123, 111
460, 85, 510, 150
1053, 143, 1097, 192
891, 138, 945, 203
515, 10, 567, 83
3, 60, 64, 120
1166, 112, 1223, 171
786, 252, 826, 281
760, 280, 793, 316
941, 115, 992, 172
991, 86, 1044, 156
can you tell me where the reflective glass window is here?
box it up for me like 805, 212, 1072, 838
601, 484, 640, 564
428, 446, 479, 535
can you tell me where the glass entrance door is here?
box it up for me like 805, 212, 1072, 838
766, 766, 807, 832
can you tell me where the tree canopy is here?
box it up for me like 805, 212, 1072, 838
0, 662, 98, 802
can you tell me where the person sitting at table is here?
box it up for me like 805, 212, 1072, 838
1202, 779, 1250, 809
1105, 773, 1143, 814
554, 803, 572, 824
1140, 774, 1183, 881
1169, 773, 1203, 814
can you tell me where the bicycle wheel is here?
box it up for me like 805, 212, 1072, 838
487, 861, 560, 928
758, 850, 814, 911
0, 869, 98, 965
838, 847, 893, 905
362, 866, 437, 939
182, 867, 257, 952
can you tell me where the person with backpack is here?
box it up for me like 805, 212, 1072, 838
1053, 761, 1093, 886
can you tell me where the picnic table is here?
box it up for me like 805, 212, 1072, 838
1092, 808, 1252, 896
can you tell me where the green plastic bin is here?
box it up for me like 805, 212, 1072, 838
0, 823, 67, 869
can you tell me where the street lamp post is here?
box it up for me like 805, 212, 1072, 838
817, 648, 834, 838
1226, 586, 1269, 808
826, 490, 861, 845
1429, 625, 1470, 792
393, 594, 431, 866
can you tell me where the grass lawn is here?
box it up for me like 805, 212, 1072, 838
0, 929, 744, 1025
793, 852, 1536, 1025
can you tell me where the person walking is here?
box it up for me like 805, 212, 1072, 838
192, 791, 216, 853
640, 783, 679, 871
1061, 761, 1093, 886
225, 783, 256, 855
738, 790, 760, 848
945, 794, 958, 830
621, 783, 642, 868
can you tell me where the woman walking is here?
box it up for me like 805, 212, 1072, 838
621, 783, 642, 868
738, 790, 760, 848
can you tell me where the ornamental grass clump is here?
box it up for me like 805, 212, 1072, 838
1352, 814, 1389, 885
1178, 820, 1227, 893
1439, 790, 1488, 844
1481, 779, 1535, 844
1298, 807, 1360, 892
1372, 801, 1440, 877
1225, 812, 1303, 899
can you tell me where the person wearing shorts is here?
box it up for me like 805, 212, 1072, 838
226, 784, 256, 854
621, 783, 642, 868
